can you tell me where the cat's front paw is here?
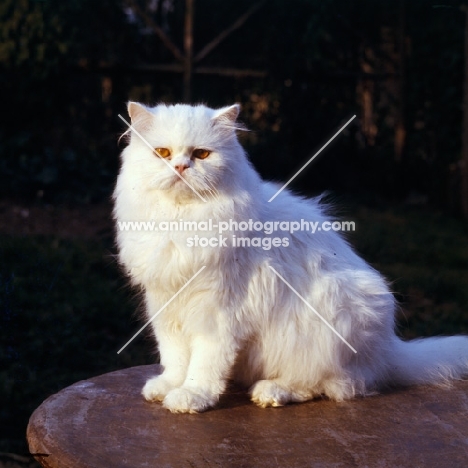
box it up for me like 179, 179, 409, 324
162, 387, 217, 413
250, 380, 291, 408
142, 376, 177, 402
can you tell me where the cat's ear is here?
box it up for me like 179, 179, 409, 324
212, 104, 240, 123
211, 104, 248, 132
127, 102, 153, 130
211, 104, 246, 131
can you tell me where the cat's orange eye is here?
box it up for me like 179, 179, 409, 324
155, 147, 171, 158
192, 149, 211, 160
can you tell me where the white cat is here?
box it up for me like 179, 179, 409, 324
113, 101, 468, 413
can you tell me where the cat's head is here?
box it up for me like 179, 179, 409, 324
121, 102, 249, 202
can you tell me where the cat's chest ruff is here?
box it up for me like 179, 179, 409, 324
119, 223, 220, 288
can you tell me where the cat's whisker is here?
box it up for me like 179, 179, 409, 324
201, 176, 220, 199
203, 180, 218, 197
191, 176, 215, 200
204, 185, 219, 201
206, 177, 219, 194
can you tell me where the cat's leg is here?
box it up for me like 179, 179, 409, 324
162, 333, 238, 413
142, 328, 190, 402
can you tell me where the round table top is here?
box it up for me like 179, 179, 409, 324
27, 365, 468, 468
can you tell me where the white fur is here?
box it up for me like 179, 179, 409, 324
114, 102, 468, 413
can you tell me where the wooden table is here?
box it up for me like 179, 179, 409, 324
27, 365, 468, 467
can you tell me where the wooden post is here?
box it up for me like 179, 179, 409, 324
126, 0, 265, 102
183, 0, 194, 103
461, 4, 468, 218
394, 0, 406, 163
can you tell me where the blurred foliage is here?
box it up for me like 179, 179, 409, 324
0, 234, 154, 454
0, 0, 138, 202
0, 0, 467, 208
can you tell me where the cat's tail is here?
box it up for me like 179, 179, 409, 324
385, 336, 468, 386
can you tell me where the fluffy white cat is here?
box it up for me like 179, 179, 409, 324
113, 101, 468, 413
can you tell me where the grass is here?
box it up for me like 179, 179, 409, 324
348, 204, 468, 338
0, 234, 154, 455
0, 202, 467, 456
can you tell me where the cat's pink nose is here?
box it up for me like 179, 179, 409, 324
174, 163, 189, 174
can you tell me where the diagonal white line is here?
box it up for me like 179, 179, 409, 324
118, 114, 207, 203
268, 115, 356, 203
268, 266, 357, 354
117, 266, 206, 354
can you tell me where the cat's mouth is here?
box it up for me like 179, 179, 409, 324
168, 173, 197, 193
173, 174, 189, 185
159, 171, 216, 199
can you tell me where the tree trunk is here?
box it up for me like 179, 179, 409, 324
183, 0, 194, 102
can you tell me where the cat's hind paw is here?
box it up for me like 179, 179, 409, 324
162, 387, 216, 413
250, 380, 292, 408
142, 376, 177, 402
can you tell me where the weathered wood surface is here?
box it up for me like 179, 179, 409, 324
27, 365, 468, 467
